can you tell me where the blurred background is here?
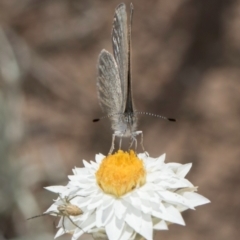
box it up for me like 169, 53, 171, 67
0, 0, 239, 239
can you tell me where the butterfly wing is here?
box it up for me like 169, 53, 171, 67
97, 49, 122, 128
112, 3, 128, 112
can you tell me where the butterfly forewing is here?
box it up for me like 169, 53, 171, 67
97, 50, 122, 127
112, 3, 129, 112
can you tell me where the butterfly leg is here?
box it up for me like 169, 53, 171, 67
133, 131, 144, 151
138, 131, 147, 155
109, 133, 116, 155
134, 136, 137, 150
118, 136, 123, 150
129, 136, 134, 150
139, 131, 145, 153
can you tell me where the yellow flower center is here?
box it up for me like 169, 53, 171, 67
95, 150, 146, 197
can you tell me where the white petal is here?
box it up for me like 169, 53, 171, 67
71, 230, 83, 240
147, 154, 166, 170
95, 153, 105, 164
176, 163, 192, 177
154, 174, 193, 189
102, 204, 114, 226
139, 183, 159, 194
183, 192, 210, 207
68, 175, 94, 185
138, 213, 152, 240
151, 202, 184, 225
137, 152, 148, 160
153, 220, 168, 230
70, 173, 95, 183
125, 206, 142, 233
96, 205, 104, 227
96, 198, 114, 226
119, 223, 134, 240
138, 187, 159, 199
145, 154, 165, 172
140, 198, 152, 214
72, 228, 84, 240
165, 205, 185, 225
136, 188, 159, 203
127, 192, 142, 210
88, 168, 97, 175
87, 193, 103, 210
45, 203, 58, 213
102, 194, 115, 210
82, 160, 92, 168
158, 191, 194, 209
165, 162, 182, 172
146, 171, 161, 182
90, 160, 99, 169
176, 205, 189, 212
114, 199, 127, 219
57, 217, 63, 228
77, 194, 93, 205
105, 215, 124, 240
63, 217, 76, 231
77, 209, 94, 222
96, 201, 113, 224
45, 186, 66, 193
78, 212, 96, 232
151, 202, 167, 219
143, 160, 157, 171
54, 228, 65, 238
155, 154, 166, 166
72, 167, 90, 176
154, 170, 175, 182
77, 186, 98, 196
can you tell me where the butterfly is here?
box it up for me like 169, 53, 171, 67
94, 3, 175, 154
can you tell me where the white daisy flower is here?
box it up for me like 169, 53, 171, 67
45, 150, 210, 240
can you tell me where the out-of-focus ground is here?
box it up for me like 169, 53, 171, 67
0, 0, 239, 239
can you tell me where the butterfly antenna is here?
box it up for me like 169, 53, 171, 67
93, 113, 123, 122
136, 111, 176, 122
93, 115, 109, 122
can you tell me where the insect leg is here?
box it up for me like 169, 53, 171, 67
67, 215, 84, 233
27, 210, 58, 220
128, 136, 134, 150
134, 136, 137, 150
68, 195, 84, 201
62, 216, 67, 233
109, 133, 116, 154
139, 131, 145, 152
118, 136, 123, 150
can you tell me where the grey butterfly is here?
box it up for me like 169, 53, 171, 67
94, 3, 175, 154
